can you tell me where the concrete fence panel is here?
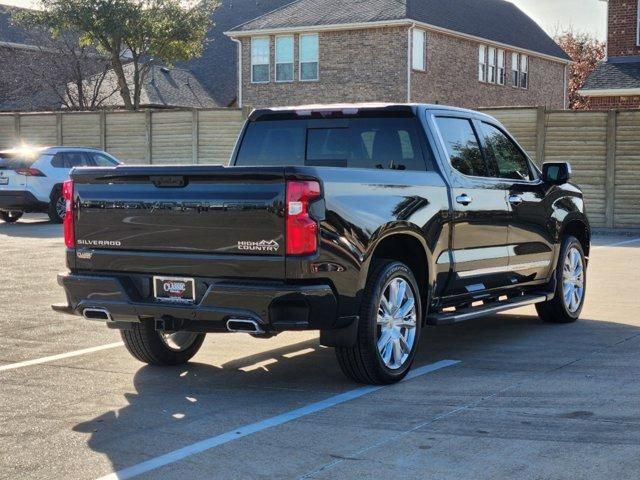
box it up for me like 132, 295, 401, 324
482, 107, 540, 163
151, 110, 194, 165
61, 113, 102, 148
198, 109, 245, 165
615, 112, 640, 229
544, 111, 609, 228
19, 114, 57, 147
105, 111, 149, 165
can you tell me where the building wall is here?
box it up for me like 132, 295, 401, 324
240, 27, 409, 108
588, 95, 640, 110
607, 0, 640, 57
238, 26, 567, 110
410, 30, 567, 109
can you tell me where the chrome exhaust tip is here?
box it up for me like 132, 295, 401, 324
226, 318, 265, 334
83, 308, 113, 322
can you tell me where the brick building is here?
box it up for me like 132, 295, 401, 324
580, 0, 640, 109
225, 0, 571, 109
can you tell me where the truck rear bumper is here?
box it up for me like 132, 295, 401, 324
54, 273, 340, 333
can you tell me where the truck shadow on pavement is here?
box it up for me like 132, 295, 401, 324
72, 313, 640, 475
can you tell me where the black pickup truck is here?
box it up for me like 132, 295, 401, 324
53, 104, 590, 384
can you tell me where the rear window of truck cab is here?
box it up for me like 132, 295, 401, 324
235, 117, 431, 171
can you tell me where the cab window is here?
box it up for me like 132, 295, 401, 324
236, 117, 430, 171
435, 117, 489, 177
480, 122, 532, 181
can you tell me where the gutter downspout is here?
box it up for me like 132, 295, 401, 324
230, 36, 243, 108
563, 64, 568, 109
407, 23, 416, 103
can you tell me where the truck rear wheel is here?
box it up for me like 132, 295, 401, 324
120, 320, 205, 365
536, 235, 586, 324
335, 260, 422, 384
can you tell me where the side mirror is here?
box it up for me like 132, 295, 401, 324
542, 162, 572, 185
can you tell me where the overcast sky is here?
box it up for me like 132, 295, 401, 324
0, 0, 609, 40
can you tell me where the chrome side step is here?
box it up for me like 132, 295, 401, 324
427, 293, 553, 326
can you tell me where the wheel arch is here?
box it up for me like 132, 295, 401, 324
49, 183, 64, 203
561, 218, 591, 258
360, 227, 432, 316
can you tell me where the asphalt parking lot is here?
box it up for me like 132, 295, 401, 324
1, 214, 639, 480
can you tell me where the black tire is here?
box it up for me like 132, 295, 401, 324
0, 211, 23, 223
336, 260, 423, 384
48, 190, 65, 224
120, 320, 206, 365
536, 235, 586, 324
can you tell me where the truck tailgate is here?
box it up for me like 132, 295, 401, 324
72, 166, 286, 257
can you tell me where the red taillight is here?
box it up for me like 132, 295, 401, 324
286, 180, 321, 256
15, 168, 46, 177
63, 180, 75, 248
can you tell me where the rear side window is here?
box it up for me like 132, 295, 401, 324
51, 152, 91, 169
90, 153, 119, 167
479, 122, 532, 181
435, 117, 488, 177
236, 117, 429, 171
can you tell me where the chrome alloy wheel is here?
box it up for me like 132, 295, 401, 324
56, 196, 66, 220
159, 331, 201, 352
562, 247, 585, 313
376, 277, 418, 370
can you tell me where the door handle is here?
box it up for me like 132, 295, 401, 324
456, 194, 473, 206
508, 195, 523, 205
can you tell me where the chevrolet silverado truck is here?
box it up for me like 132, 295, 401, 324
53, 104, 590, 384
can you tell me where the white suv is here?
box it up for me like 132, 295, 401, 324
0, 146, 121, 223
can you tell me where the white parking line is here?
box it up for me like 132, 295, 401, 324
593, 237, 640, 249
0, 342, 123, 373
96, 359, 460, 480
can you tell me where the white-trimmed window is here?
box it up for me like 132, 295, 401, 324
488, 47, 496, 83
300, 33, 319, 81
520, 54, 529, 89
497, 49, 505, 85
251, 37, 270, 83
511, 52, 529, 89
275, 35, 294, 82
479, 45, 487, 82
412, 29, 426, 71
511, 52, 520, 87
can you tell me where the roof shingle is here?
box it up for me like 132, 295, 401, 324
228, 0, 570, 62
581, 60, 640, 92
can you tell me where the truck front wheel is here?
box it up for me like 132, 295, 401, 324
536, 235, 586, 324
335, 260, 422, 384
121, 320, 205, 365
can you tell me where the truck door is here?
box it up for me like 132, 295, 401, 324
476, 121, 555, 285
432, 115, 511, 298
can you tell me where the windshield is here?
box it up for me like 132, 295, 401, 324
235, 117, 430, 171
